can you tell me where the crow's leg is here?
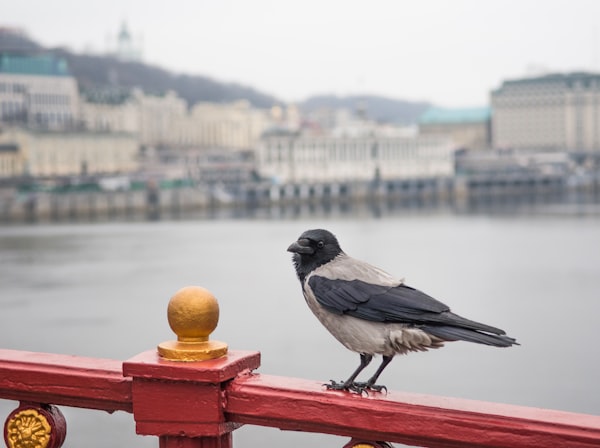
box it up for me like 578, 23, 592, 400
326, 353, 373, 392
354, 355, 394, 392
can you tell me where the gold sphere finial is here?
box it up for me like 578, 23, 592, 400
167, 286, 219, 342
158, 286, 228, 361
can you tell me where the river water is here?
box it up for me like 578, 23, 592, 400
1, 200, 600, 447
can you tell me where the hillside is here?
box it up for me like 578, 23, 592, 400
53, 49, 279, 108
1, 28, 432, 122
0, 28, 279, 108
300, 94, 431, 124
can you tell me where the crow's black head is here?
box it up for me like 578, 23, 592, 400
287, 229, 343, 282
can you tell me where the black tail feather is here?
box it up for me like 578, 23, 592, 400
439, 312, 508, 335
422, 325, 518, 347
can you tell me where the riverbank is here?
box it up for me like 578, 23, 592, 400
1, 172, 598, 223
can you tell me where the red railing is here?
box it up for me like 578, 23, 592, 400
2, 286, 600, 448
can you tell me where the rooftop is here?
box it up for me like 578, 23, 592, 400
0, 53, 71, 77
492, 71, 600, 93
419, 107, 491, 125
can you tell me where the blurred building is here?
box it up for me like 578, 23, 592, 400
0, 127, 138, 177
135, 90, 188, 147
258, 134, 454, 183
0, 53, 79, 130
418, 107, 491, 150
491, 72, 600, 152
0, 142, 19, 177
188, 100, 270, 149
142, 148, 257, 185
112, 21, 143, 62
81, 90, 271, 150
79, 87, 138, 133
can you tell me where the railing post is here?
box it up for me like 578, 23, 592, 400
123, 286, 260, 447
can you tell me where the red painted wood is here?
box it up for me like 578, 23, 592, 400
123, 350, 259, 438
128, 378, 241, 437
0, 349, 131, 412
37, 403, 67, 448
343, 440, 392, 448
123, 350, 261, 383
224, 374, 600, 448
159, 434, 232, 448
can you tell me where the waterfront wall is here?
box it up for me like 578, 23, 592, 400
0, 172, 595, 223
0, 187, 211, 222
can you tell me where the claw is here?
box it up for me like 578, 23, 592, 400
348, 383, 369, 396
324, 380, 366, 395
323, 380, 388, 396
324, 380, 348, 391
369, 384, 388, 394
353, 381, 388, 394
323, 378, 388, 395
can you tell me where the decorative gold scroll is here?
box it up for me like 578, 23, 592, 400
5, 409, 51, 448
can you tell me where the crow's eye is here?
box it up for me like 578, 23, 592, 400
317, 241, 325, 248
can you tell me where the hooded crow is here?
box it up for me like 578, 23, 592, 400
287, 228, 518, 394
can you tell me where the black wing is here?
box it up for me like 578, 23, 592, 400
307, 275, 508, 336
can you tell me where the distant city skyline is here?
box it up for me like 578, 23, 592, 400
4, 0, 600, 107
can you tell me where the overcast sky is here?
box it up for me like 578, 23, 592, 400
4, 0, 600, 107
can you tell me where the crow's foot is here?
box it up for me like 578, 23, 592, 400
324, 380, 352, 391
353, 382, 388, 394
325, 380, 366, 395
324, 380, 385, 395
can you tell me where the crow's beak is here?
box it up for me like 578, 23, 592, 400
287, 238, 315, 255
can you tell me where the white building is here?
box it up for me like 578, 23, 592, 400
258, 134, 454, 183
0, 142, 19, 178
82, 90, 271, 150
491, 72, 600, 152
134, 90, 188, 147
189, 100, 270, 149
0, 127, 138, 177
0, 54, 79, 130
79, 91, 139, 134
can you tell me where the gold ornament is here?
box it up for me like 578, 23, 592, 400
5, 409, 51, 448
158, 286, 228, 361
